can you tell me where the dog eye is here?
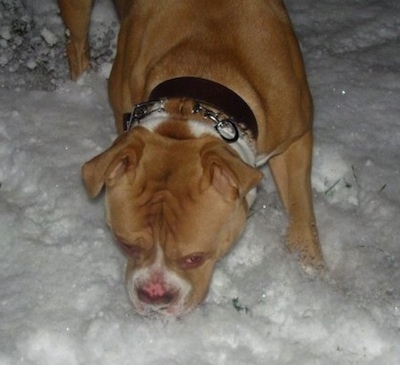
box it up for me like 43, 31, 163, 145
181, 254, 205, 269
115, 237, 142, 257
121, 243, 142, 257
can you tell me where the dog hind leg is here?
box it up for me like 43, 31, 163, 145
58, 0, 93, 80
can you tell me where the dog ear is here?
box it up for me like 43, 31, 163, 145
82, 135, 143, 198
201, 144, 263, 201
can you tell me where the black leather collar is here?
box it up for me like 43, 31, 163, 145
123, 77, 258, 140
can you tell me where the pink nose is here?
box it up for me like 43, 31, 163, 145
137, 282, 177, 306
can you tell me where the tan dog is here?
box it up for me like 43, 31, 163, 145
59, 0, 324, 316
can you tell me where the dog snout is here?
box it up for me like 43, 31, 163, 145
137, 281, 178, 306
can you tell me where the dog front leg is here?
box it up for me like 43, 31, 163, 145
59, 0, 93, 80
269, 130, 324, 270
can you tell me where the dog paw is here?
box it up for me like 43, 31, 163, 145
286, 221, 325, 274
300, 258, 326, 278
286, 240, 325, 276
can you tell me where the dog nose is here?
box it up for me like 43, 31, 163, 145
137, 282, 177, 306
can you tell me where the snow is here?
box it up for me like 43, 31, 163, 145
1, 0, 400, 364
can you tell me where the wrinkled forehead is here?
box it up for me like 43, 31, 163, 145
106, 130, 243, 253
109, 176, 233, 258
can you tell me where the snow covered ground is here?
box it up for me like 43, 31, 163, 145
1, 0, 400, 364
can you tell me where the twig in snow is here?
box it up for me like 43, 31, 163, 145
379, 183, 387, 193
324, 179, 341, 196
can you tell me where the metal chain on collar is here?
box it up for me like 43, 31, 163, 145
124, 99, 239, 143
192, 102, 239, 142
124, 100, 166, 131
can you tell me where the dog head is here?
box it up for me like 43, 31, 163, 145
82, 123, 262, 317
